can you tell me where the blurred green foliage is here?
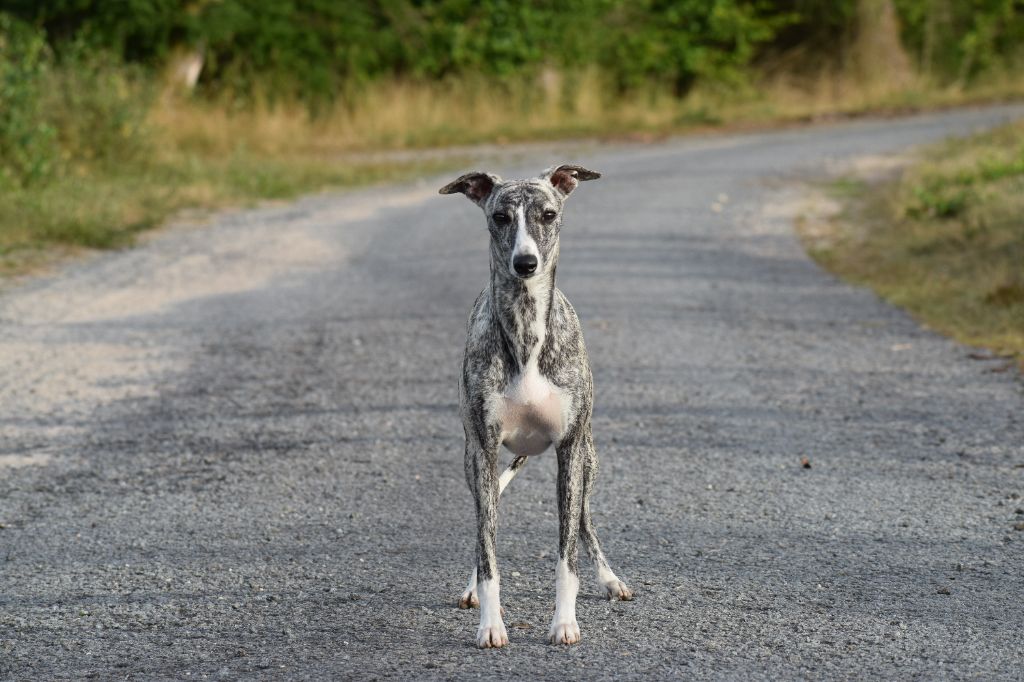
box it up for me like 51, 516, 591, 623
3, 0, 783, 102
0, 13, 57, 188
905, 150, 1024, 219
5, 1, 1021, 107
45, 42, 153, 169
0, 13, 152, 188
895, 0, 1024, 81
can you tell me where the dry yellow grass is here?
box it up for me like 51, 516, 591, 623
151, 67, 1024, 157
152, 70, 682, 155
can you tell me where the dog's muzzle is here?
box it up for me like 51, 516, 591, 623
512, 254, 538, 278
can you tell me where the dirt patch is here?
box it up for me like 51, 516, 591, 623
0, 183, 437, 464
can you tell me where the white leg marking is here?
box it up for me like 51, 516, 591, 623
548, 558, 580, 645
597, 564, 634, 601
459, 567, 479, 609
476, 578, 508, 648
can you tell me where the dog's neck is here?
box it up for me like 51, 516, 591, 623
489, 253, 557, 372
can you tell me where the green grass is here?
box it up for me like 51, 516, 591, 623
805, 120, 1024, 369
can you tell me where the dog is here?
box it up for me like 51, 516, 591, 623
440, 164, 633, 649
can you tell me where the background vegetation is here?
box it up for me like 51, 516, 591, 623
7, 1, 1023, 105
1, 1, 1023, 271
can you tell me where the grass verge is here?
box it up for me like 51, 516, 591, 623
800, 120, 1024, 371
0, 151, 458, 278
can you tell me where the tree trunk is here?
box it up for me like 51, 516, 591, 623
167, 42, 206, 92
855, 0, 914, 90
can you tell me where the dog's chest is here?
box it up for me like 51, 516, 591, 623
497, 364, 569, 456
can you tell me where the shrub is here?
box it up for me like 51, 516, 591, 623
0, 12, 153, 191
45, 41, 154, 171
0, 14, 58, 188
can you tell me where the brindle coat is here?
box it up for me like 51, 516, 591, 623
440, 165, 633, 649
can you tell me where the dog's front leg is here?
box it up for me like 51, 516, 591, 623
467, 437, 507, 648
459, 455, 528, 610
550, 427, 586, 645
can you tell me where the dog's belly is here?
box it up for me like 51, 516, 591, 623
498, 368, 568, 456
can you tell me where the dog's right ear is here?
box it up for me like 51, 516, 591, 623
439, 172, 501, 207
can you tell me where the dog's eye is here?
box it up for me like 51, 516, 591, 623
493, 213, 511, 226
542, 210, 558, 222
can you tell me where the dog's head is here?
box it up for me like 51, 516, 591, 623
440, 164, 600, 281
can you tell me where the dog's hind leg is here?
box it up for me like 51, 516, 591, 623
580, 442, 633, 601
498, 455, 529, 493
549, 430, 586, 645
459, 455, 528, 609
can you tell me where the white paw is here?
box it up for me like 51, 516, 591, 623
604, 579, 634, 601
548, 619, 580, 645
458, 589, 478, 609
476, 622, 509, 648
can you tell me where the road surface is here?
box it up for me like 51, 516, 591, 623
2, 106, 1023, 680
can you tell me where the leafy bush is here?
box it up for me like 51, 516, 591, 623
3, 1, 793, 105
0, 12, 153, 189
0, 14, 58, 188
9, 1, 1024, 106
595, 0, 785, 95
45, 42, 154, 170
894, 0, 1024, 82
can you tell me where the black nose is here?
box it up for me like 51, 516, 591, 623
513, 254, 538, 276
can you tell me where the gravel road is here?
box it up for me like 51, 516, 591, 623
2, 106, 1023, 680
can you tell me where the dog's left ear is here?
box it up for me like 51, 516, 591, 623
439, 171, 501, 207
542, 164, 601, 197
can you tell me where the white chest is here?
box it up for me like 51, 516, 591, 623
496, 364, 571, 456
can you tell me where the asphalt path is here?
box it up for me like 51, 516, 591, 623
2, 105, 1023, 680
